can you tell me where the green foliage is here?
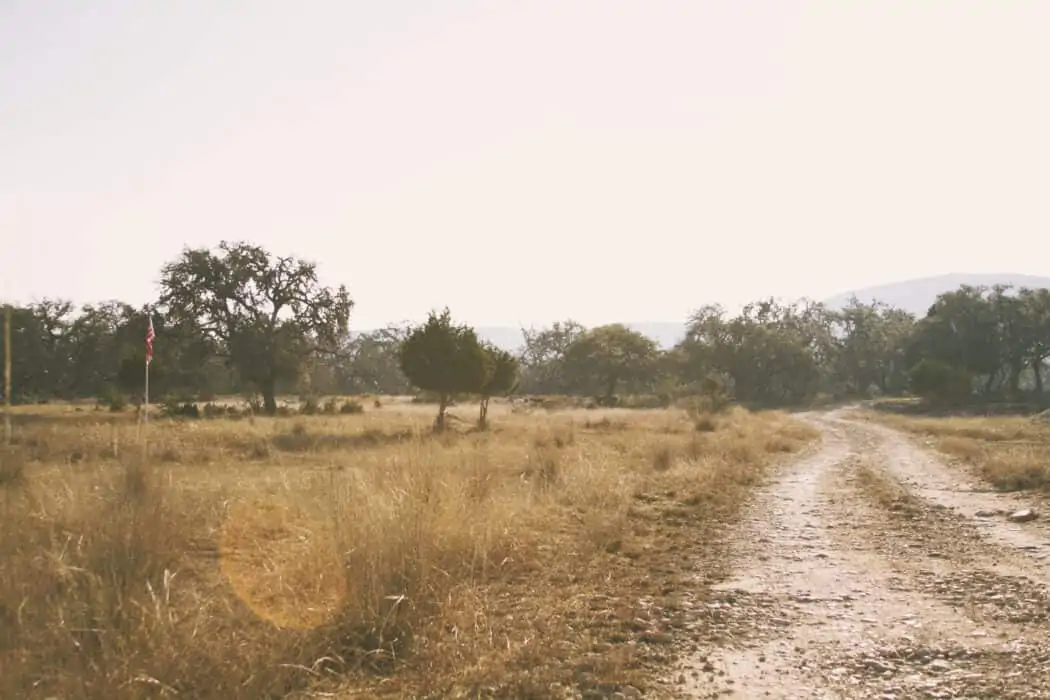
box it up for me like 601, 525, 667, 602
908, 286, 1001, 384
5, 262, 1050, 412
478, 346, 520, 428
162, 399, 201, 419
562, 324, 660, 400
481, 347, 519, 397
399, 309, 488, 430
102, 389, 127, 413
159, 241, 353, 415
908, 359, 974, 404
333, 326, 412, 395
835, 297, 915, 395
678, 300, 840, 406
518, 320, 585, 394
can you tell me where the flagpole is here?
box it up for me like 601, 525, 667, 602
143, 310, 155, 446
144, 351, 150, 427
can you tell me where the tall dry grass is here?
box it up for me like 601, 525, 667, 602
0, 399, 817, 698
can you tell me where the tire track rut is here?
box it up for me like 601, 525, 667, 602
831, 413, 1050, 566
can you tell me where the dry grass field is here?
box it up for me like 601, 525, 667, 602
0, 398, 817, 699
862, 410, 1050, 493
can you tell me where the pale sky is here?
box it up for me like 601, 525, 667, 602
2, 1, 1048, 329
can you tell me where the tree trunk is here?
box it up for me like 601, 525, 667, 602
1009, 361, 1023, 396
877, 368, 889, 395
1034, 357, 1045, 395
435, 393, 448, 432
478, 396, 489, 429
262, 380, 278, 415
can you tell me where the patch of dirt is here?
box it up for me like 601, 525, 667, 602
677, 410, 1050, 699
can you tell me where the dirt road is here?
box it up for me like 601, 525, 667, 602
677, 408, 1050, 699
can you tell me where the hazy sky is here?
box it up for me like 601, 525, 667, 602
2, 1, 1048, 328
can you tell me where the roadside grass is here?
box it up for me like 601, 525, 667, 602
0, 400, 817, 699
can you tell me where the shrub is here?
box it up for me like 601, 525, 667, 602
908, 359, 974, 404
98, 387, 127, 413
164, 401, 201, 419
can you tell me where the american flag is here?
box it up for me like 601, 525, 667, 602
145, 314, 155, 365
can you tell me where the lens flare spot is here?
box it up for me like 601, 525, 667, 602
219, 499, 344, 630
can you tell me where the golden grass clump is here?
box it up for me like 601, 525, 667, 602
0, 398, 817, 699
867, 412, 1050, 492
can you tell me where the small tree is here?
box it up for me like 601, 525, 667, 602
478, 346, 519, 429
399, 309, 488, 431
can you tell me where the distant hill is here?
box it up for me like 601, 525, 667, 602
823, 273, 1050, 316
363, 273, 1050, 353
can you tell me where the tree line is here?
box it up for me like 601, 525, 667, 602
3, 242, 1049, 422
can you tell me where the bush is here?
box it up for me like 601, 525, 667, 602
908, 359, 974, 404
98, 387, 127, 413
163, 400, 201, 419
340, 400, 364, 415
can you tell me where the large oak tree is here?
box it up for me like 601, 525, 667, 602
159, 241, 352, 414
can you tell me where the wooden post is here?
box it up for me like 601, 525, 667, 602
4, 304, 11, 446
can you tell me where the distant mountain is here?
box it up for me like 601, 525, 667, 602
361, 274, 1050, 353
822, 273, 1050, 316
